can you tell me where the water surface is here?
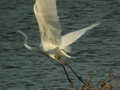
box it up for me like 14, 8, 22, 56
0, 0, 120, 89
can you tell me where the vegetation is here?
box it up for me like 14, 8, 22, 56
42, 69, 120, 90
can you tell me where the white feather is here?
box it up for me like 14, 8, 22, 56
61, 22, 100, 50
18, 0, 100, 59
34, 0, 62, 52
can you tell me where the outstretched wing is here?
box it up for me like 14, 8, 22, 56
61, 22, 100, 50
34, 0, 61, 51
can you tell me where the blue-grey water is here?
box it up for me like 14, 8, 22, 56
0, 0, 120, 89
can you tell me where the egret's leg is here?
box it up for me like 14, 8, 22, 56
58, 60, 87, 85
64, 62, 87, 85
56, 60, 75, 88
61, 64, 75, 88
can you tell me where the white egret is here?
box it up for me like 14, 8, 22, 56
17, 0, 100, 87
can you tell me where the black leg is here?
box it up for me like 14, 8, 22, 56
64, 62, 87, 85
60, 64, 75, 88
56, 59, 87, 85
56, 60, 75, 88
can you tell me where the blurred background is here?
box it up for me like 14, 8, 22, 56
0, 0, 120, 89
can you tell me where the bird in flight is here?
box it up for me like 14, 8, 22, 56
17, 0, 100, 87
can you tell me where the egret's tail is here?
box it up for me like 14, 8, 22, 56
17, 30, 34, 51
